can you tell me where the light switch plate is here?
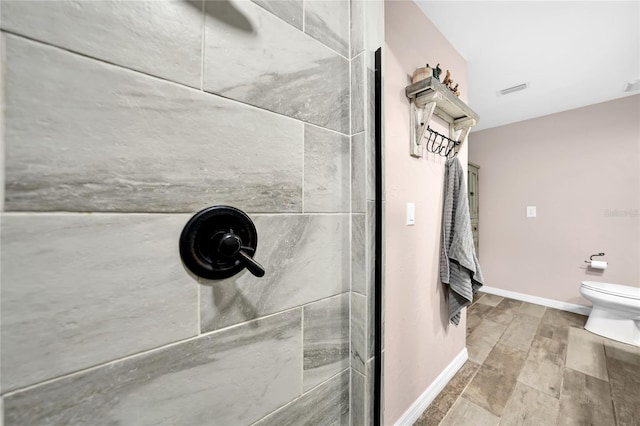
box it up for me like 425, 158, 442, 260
407, 203, 415, 225
527, 206, 537, 218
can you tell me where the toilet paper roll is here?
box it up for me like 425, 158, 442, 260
589, 260, 608, 270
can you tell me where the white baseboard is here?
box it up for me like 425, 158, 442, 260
394, 348, 468, 426
479, 286, 592, 316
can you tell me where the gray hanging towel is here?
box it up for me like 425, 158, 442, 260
440, 157, 484, 325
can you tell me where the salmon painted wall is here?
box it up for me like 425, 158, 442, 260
469, 95, 640, 307
383, 1, 471, 422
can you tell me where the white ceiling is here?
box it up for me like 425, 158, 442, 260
414, 1, 640, 131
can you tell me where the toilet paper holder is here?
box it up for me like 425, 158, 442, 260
584, 252, 606, 263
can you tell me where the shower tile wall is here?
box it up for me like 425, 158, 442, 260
0, 1, 377, 425
350, 0, 382, 423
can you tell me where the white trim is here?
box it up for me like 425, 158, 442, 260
479, 286, 592, 316
394, 348, 468, 426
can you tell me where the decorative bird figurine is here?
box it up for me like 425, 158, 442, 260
443, 70, 452, 88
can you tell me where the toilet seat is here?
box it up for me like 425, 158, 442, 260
581, 281, 640, 300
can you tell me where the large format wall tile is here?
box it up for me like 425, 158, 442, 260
200, 214, 350, 332
254, 369, 349, 426
304, 0, 350, 57
351, 132, 366, 213
0, 0, 202, 88
251, 0, 303, 30
203, 1, 349, 133
350, 0, 365, 58
351, 292, 367, 374
304, 125, 350, 212
351, 214, 366, 294
351, 369, 366, 426
3, 309, 301, 426
0, 214, 197, 392
351, 53, 365, 134
3, 35, 302, 213
303, 294, 350, 391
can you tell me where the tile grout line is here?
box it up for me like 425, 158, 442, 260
0, 29, 352, 138
200, 0, 205, 91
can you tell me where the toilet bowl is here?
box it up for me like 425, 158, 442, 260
580, 281, 640, 347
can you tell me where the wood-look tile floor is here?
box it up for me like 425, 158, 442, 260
414, 293, 640, 426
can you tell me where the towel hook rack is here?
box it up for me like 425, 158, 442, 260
424, 126, 461, 159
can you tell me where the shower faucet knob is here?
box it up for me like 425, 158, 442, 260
215, 232, 265, 277
179, 205, 265, 280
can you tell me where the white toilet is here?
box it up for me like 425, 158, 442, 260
580, 281, 640, 347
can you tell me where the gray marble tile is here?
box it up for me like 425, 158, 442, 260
0, 0, 203, 88
200, 214, 350, 332
367, 129, 377, 202
440, 398, 499, 426
304, 0, 349, 57
0, 213, 198, 393
351, 369, 365, 426
365, 53, 377, 202
351, 53, 365, 134
366, 200, 376, 299
500, 382, 560, 426
351, 132, 366, 214
366, 358, 375, 425
350, 0, 365, 58
304, 125, 350, 213
499, 313, 541, 352
3, 309, 301, 426
566, 326, 609, 381
558, 368, 615, 426
254, 369, 349, 426
518, 335, 566, 398
303, 294, 350, 391
367, 292, 375, 362
351, 214, 366, 295
251, 0, 303, 29
3, 35, 302, 213
351, 292, 367, 374
203, 0, 349, 133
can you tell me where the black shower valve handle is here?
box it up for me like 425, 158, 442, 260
236, 249, 266, 277
215, 232, 265, 277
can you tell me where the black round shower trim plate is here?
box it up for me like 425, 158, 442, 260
179, 205, 264, 280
